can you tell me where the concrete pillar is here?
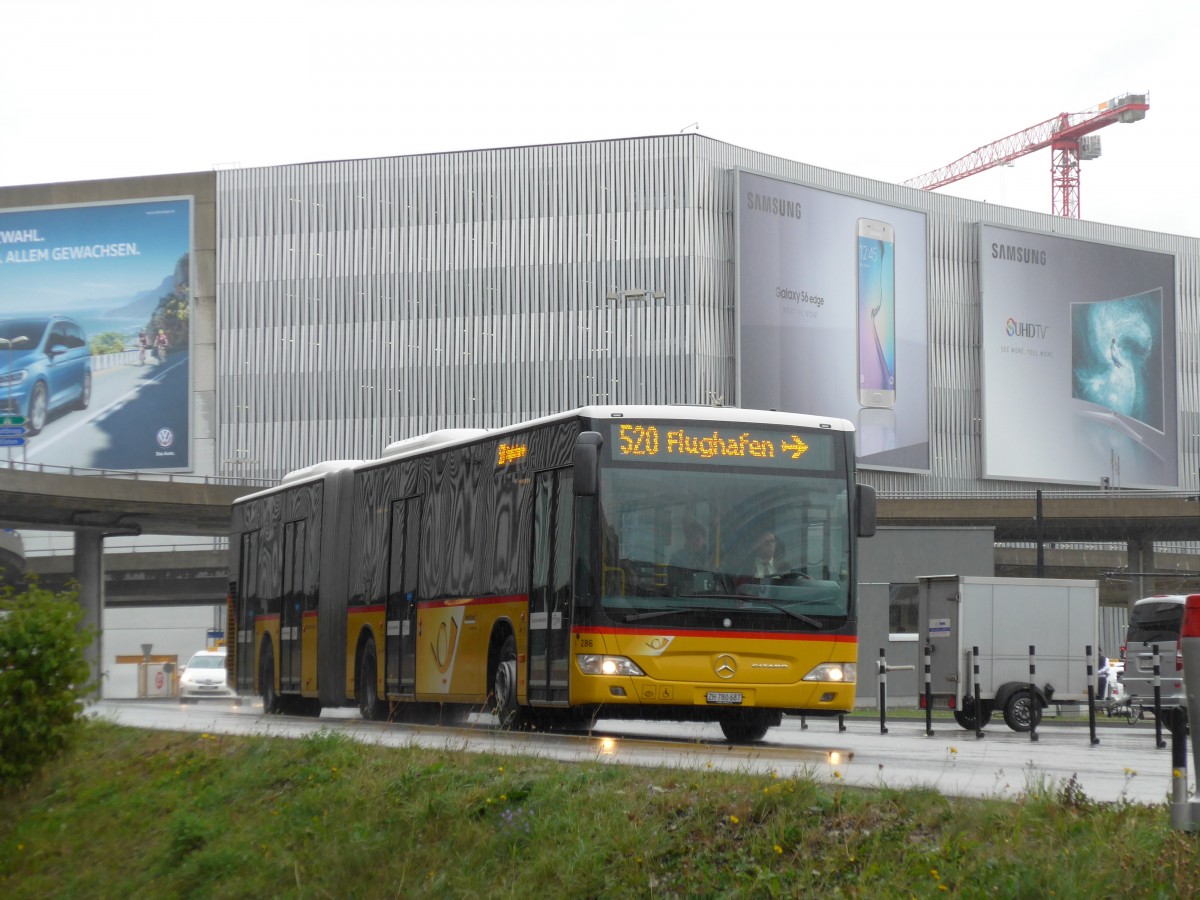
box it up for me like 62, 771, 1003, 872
1126, 538, 1154, 611
73, 529, 105, 698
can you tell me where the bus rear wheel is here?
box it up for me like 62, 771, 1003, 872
259, 642, 279, 714
358, 639, 388, 721
493, 635, 525, 729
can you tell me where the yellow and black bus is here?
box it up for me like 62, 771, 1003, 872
228, 405, 876, 741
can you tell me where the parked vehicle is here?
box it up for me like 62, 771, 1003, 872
0, 315, 92, 435
1121, 594, 1189, 733
918, 575, 1099, 733
179, 649, 236, 702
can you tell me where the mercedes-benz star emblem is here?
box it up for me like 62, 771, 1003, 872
714, 654, 736, 679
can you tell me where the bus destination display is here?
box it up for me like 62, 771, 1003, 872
611, 422, 834, 470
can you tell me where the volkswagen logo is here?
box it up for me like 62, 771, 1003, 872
714, 654, 737, 679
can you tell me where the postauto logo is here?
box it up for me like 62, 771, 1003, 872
1005, 317, 1049, 339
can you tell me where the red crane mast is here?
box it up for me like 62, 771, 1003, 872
903, 93, 1149, 218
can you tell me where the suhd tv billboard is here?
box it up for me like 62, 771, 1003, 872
0, 198, 192, 470
737, 171, 930, 470
980, 225, 1177, 487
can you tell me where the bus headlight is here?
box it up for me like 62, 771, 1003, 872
577, 654, 646, 676
803, 662, 856, 684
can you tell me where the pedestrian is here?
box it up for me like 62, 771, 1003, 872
1096, 649, 1110, 701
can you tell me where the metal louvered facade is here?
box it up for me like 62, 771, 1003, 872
215, 135, 1200, 493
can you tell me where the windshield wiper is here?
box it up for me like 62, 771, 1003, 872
619, 606, 719, 623
736, 597, 824, 628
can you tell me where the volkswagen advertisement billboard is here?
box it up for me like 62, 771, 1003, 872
0, 197, 192, 471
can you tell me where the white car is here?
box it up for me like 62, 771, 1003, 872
178, 650, 236, 702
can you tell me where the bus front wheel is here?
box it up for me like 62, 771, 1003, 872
719, 713, 772, 743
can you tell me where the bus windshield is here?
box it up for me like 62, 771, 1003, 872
596, 462, 852, 631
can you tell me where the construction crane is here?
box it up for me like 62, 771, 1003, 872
903, 93, 1149, 218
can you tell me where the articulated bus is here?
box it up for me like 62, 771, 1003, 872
228, 405, 877, 741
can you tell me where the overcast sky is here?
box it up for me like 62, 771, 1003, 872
4, 1, 1196, 237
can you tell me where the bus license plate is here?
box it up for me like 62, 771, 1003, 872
706, 691, 743, 705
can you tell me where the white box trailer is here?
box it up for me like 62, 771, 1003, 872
918, 575, 1099, 732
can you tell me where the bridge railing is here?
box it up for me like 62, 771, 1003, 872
0, 458, 275, 489
881, 488, 1198, 501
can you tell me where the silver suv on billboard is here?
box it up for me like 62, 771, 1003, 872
0, 315, 92, 435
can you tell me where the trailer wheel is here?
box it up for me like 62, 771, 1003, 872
1002, 690, 1041, 732
952, 697, 992, 731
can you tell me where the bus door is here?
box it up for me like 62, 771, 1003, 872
529, 469, 574, 704
235, 530, 260, 692
385, 495, 423, 695
279, 519, 306, 692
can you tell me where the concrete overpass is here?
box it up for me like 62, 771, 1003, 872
879, 491, 1200, 604
0, 465, 260, 686
878, 492, 1200, 543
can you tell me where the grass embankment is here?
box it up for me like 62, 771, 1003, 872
2, 720, 1197, 897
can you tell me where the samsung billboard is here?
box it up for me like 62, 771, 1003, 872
0, 198, 192, 471
980, 225, 1177, 487
736, 171, 930, 470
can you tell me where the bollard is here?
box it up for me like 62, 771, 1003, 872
878, 648, 888, 734
924, 643, 934, 737
972, 645, 984, 739
1170, 712, 1192, 830
1086, 643, 1100, 746
1154, 643, 1166, 749
1029, 644, 1039, 742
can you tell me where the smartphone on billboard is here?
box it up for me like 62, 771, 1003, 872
857, 218, 895, 408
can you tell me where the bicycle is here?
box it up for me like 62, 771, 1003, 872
1095, 697, 1147, 726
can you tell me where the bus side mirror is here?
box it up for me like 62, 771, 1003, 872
856, 484, 877, 538
574, 431, 603, 496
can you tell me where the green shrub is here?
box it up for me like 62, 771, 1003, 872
0, 581, 95, 788
88, 331, 130, 355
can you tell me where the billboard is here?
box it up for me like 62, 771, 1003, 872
737, 171, 929, 470
980, 225, 1177, 487
0, 198, 192, 471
